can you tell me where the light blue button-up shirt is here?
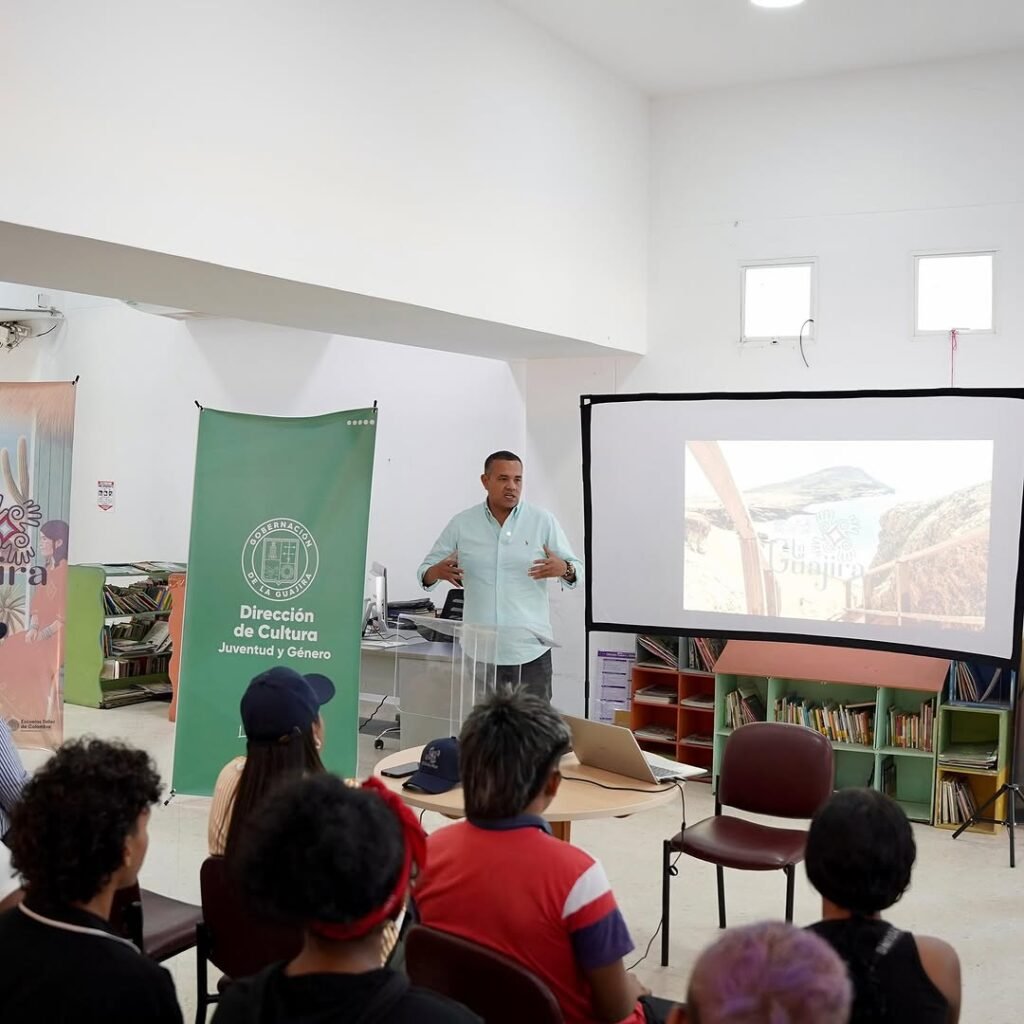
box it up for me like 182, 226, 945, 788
417, 500, 583, 666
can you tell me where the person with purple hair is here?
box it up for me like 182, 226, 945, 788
681, 921, 852, 1024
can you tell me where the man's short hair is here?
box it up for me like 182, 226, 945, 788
805, 787, 916, 916
687, 921, 852, 1024
9, 737, 161, 906
459, 688, 569, 820
483, 451, 522, 474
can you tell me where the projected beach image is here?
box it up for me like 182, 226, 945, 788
684, 440, 993, 629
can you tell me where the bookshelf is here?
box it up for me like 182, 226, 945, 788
711, 641, 949, 824
629, 635, 720, 779
933, 703, 1010, 834
626, 637, 1016, 830
65, 562, 185, 709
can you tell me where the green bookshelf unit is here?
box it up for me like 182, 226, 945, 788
711, 642, 948, 824
65, 562, 185, 709
626, 637, 1015, 830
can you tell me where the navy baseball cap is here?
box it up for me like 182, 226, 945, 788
240, 666, 335, 742
404, 737, 460, 794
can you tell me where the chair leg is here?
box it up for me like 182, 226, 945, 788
660, 840, 672, 967
784, 865, 795, 923
716, 866, 726, 929
195, 924, 209, 1024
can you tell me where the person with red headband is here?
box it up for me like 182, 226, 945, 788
210, 773, 479, 1024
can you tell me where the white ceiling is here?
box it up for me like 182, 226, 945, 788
500, 0, 1024, 96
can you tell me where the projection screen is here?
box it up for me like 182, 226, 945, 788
583, 390, 1024, 665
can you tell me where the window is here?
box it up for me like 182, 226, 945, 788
741, 260, 815, 343
915, 251, 994, 335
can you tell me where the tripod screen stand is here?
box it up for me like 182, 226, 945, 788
952, 668, 1022, 867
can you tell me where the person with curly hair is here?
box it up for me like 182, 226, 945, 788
211, 773, 479, 1023
805, 788, 960, 1023
0, 737, 182, 1023
682, 921, 852, 1024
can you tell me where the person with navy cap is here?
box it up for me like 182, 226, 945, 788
207, 666, 336, 863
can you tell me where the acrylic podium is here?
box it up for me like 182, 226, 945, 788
375, 617, 557, 748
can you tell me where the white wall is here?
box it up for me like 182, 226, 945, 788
1, 0, 649, 353
639, 51, 1024, 392
521, 51, 1024, 713
7, 294, 525, 600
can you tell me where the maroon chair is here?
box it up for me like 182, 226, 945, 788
661, 721, 834, 966
195, 855, 303, 1024
110, 882, 204, 962
405, 924, 563, 1024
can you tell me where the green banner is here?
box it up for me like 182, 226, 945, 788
172, 407, 376, 795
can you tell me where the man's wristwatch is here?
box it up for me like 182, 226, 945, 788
562, 561, 576, 583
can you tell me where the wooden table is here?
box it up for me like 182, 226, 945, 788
374, 745, 682, 842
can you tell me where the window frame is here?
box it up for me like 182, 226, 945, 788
739, 257, 817, 345
912, 249, 997, 339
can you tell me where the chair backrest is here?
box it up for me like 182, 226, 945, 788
109, 882, 144, 947
199, 855, 303, 980
405, 925, 564, 1024
718, 721, 834, 819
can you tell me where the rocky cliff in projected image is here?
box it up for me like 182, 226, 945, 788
683, 440, 993, 629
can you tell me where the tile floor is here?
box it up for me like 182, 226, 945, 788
14, 700, 1024, 1023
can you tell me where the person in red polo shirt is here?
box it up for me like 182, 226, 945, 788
414, 689, 677, 1024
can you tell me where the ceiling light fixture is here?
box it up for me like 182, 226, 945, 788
751, 0, 806, 8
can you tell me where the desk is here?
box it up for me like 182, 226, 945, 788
374, 745, 681, 843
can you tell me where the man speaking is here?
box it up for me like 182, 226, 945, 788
417, 451, 582, 701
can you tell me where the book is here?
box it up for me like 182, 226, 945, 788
638, 635, 678, 669
725, 686, 767, 729
938, 743, 997, 770
633, 724, 677, 742
635, 684, 678, 705
938, 775, 978, 825
682, 732, 714, 748
679, 692, 715, 710
887, 698, 934, 752
774, 695, 875, 745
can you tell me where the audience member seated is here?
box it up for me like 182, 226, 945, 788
208, 665, 335, 860
211, 773, 480, 1024
680, 921, 852, 1024
414, 688, 677, 1024
0, 738, 182, 1023
805, 788, 961, 1024
0, 717, 29, 901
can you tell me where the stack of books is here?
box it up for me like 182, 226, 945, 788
637, 635, 678, 669
103, 620, 173, 658
938, 775, 978, 825
725, 687, 766, 729
684, 637, 725, 672
887, 699, 934, 752
634, 684, 678, 705
633, 723, 677, 743
948, 662, 1008, 706
679, 692, 715, 710
938, 743, 997, 770
774, 696, 875, 746
103, 582, 172, 616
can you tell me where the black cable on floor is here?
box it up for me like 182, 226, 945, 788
360, 693, 390, 730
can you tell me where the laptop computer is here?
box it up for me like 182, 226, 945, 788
561, 714, 708, 785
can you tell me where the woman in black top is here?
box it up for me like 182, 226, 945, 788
212, 773, 479, 1024
805, 788, 960, 1024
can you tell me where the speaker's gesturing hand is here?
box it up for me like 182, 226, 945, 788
528, 545, 568, 580
427, 552, 463, 587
